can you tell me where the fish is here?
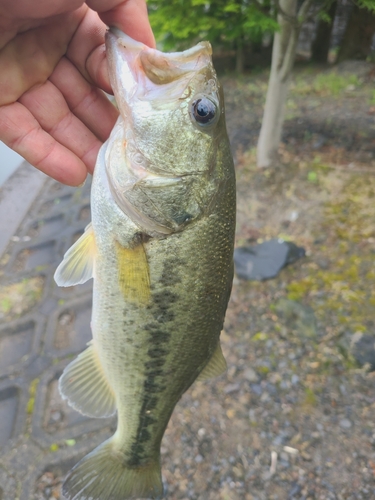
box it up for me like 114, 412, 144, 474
54, 27, 236, 500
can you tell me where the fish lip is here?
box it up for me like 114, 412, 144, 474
106, 27, 212, 63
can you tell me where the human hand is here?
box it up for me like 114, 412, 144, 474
0, 0, 155, 186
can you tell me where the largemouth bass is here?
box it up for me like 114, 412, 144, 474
54, 28, 236, 500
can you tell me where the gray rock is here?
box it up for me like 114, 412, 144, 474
350, 332, 375, 371
234, 239, 305, 281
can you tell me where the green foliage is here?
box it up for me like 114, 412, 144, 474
294, 72, 360, 97
356, 0, 375, 12
313, 73, 360, 96
148, 0, 278, 51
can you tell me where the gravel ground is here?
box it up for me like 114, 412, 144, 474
32, 61, 375, 500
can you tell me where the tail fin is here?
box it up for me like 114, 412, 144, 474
62, 438, 163, 500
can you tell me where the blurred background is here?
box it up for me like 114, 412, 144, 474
0, 142, 23, 186
1, 1, 375, 499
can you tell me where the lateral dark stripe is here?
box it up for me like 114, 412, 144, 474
127, 260, 182, 466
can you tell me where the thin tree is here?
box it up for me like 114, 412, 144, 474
257, 0, 315, 168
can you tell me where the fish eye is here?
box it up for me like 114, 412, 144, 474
191, 97, 217, 126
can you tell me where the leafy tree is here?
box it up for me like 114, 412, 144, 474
148, 0, 278, 72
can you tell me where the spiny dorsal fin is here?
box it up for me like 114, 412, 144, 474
59, 341, 116, 418
115, 240, 150, 304
196, 342, 227, 382
54, 223, 96, 287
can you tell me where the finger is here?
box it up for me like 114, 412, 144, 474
89, 0, 156, 47
0, 9, 86, 106
50, 57, 119, 142
19, 80, 101, 175
66, 8, 112, 92
0, 102, 88, 186
67, 2, 155, 91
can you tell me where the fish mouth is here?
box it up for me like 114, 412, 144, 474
105, 28, 213, 106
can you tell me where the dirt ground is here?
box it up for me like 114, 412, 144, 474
156, 61, 375, 500
34, 61, 375, 500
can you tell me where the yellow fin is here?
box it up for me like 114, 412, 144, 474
115, 241, 150, 304
59, 341, 116, 418
196, 342, 227, 382
54, 223, 96, 286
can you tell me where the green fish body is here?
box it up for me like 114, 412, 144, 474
54, 28, 235, 500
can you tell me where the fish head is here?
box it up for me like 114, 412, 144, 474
105, 29, 232, 235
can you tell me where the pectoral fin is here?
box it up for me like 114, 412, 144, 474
115, 241, 150, 304
54, 223, 96, 286
59, 342, 116, 418
196, 342, 227, 381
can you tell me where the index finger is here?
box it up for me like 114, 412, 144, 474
88, 0, 155, 47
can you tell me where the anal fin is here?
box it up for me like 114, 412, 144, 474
196, 342, 227, 382
59, 342, 116, 418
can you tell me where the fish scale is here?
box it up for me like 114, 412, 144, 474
54, 28, 235, 500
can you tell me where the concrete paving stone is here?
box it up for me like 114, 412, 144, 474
0, 175, 98, 494
38, 297, 60, 318
23, 355, 52, 382
0, 315, 44, 379
16, 241, 58, 272
37, 194, 74, 219
44, 295, 93, 358
24, 214, 67, 240
0, 162, 48, 260
31, 361, 115, 447
0, 379, 28, 452
23, 428, 112, 500
5, 437, 44, 479
0, 465, 19, 500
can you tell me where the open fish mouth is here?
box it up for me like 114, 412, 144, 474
106, 28, 213, 105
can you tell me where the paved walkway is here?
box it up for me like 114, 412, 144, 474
0, 175, 114, 499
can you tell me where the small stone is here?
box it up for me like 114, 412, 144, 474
224, 383, 240, 394
291, 375, 299, 385
301, 451, 312, 461
339, 418, 352, 429
250, 384, 262, 396
194, 454, 203, 463
243, 367, 258, 382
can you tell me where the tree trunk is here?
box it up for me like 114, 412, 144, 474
336, 3, 375, 63
311, 1, 337, 63
257, 0, 301, 168
236, 36, 244, 73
